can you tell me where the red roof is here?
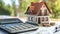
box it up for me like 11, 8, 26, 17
25, 1, 51, 16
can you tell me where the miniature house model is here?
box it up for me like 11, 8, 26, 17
25, 1, 52, 26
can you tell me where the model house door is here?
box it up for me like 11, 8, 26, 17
38, 18, 41, 24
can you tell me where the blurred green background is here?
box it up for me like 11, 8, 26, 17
0, 0, 60, 19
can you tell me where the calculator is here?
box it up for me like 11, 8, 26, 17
0, 18, 38, 34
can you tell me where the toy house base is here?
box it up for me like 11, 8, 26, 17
38, 22, 55, 27
38, 23, 50, 27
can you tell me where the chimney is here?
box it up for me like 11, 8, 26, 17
31, 2, 35, 6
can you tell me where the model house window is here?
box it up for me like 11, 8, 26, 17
42, 17, 44, 22
44, 9, 47, 15
39, 10, 42, 16
45, 17, 48, 21
31, 17, 33, 21
33, 17, 36, 22
28, 17, 34, 22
